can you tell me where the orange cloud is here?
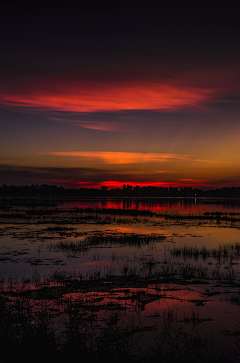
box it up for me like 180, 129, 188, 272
194, 159, 230, 164
38, 151, 189, 164
0, 83, 215, 112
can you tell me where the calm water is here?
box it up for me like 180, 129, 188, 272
52, 196, 240, 213
1, 197, 240, 278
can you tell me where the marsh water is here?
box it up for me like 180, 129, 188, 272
1, 197, 240, 278
1, 197, 240, 362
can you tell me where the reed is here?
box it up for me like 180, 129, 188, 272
171, 242, 240, 262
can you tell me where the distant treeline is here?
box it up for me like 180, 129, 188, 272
1, 183, 240, 198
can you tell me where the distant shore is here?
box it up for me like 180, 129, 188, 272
1, 184, 240, 198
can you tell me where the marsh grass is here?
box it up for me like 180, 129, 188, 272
2, 207, 240, 231
47, 232, 167, 257
171, 243, 240, 262
1, 264, 240, 362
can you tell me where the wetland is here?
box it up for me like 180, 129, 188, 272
1, 197, 240, 362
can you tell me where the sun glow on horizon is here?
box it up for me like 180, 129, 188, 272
49, 179, 222, 189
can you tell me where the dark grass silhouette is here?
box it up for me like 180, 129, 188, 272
1, 289, 238, 363
1, 247, 240, 363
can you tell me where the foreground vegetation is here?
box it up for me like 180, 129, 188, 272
1, 239, 240, 363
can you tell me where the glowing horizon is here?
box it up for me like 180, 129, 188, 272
49, 179, 240, 190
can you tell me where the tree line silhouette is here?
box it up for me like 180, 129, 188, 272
1, 184, 240, 198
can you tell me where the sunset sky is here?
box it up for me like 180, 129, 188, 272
1, 2, 240, 189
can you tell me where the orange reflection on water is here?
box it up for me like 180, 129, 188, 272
64, 198, 240, 214
73, 199, 183, 211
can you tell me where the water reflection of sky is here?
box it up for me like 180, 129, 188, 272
1, 198, 240, 280
58, 197, 240, 214
1, 224, 240, 280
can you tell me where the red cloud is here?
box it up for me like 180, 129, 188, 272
0, 83, 215, 113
